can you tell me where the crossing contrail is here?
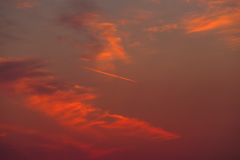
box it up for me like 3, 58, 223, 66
80, 66, 137, 82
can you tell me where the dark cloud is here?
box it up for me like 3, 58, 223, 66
0, 58, 50, 82
0, 58, 89, 95
0, 124, 89, 160
0, 14, 22, 46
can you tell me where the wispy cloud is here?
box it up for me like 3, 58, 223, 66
129, 41, 141, 47
0, 58, 180, 158
60, 13, 130, 70
147, 24, 178, 32
0, 124, 90, 159
183, 0, 240, 50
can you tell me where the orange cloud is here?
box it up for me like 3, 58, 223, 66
183, 0, 240, 50
88, 21, 130, 70
184, 13, 233, 33
60, 13, 130, 70
0, 58, 180, 157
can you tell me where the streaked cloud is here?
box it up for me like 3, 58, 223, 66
183, 0, 240, 50
0, 58, 180, 157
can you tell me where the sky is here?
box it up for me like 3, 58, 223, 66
0, 0, 240, 159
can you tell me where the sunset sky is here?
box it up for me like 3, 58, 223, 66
0, 0, 240, 159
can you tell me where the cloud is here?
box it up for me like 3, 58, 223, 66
184, 11, 233, 33
59, 13, 130, 70
147, 24, 178, 32
0, 58, 180, 157
0, 124, 90, 159
0, 58, 50, 82
183, 0, 240, 50
144, 23, 179, 40
0, 0, 40, 9
129, 41, 141, 47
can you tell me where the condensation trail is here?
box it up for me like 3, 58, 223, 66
80, 66, 137, 82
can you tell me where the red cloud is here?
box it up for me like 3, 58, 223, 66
0, 58, 180, 157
